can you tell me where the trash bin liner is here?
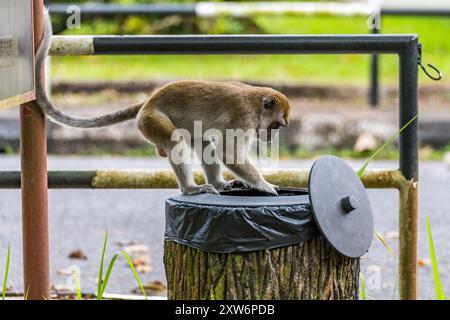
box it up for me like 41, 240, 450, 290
165, 188, 320, 253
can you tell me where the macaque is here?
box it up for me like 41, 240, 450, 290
35, 11, 291, 195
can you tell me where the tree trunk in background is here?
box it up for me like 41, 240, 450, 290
164, 237, 360, 300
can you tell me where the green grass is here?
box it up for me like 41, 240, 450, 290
356, 116, 417, 300
96, 230, 147, 300
362, 216, 447, 300
73, 269, 82, 300
357, 115, 417, 177
359, 273, 366, 300
281, 145, 401, 161
97, 230, 109, 299
426, 216, 446, 300
2, 243, 10, 300
52, 16, 450, 86
374, 231, 394, 257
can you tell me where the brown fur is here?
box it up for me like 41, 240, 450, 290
136, 80, 290, 195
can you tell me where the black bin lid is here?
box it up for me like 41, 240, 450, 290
308, 155, 374, 258
165, 188, 319, 253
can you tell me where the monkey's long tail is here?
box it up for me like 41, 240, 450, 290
35, 9, 144, 128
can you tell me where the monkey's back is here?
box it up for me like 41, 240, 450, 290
146, 80, 263, 131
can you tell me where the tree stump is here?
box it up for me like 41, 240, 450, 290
164, 236, 360, 300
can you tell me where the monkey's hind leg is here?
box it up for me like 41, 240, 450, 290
137, 109, 218, 195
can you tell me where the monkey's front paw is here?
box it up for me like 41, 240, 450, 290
270, 183, 280, 191
255, 182, 279, 196
184, 184, 219, 195
199, 184, 220, 195
216, 179, 252, 190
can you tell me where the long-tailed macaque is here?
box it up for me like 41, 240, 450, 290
35, 11, 291, 195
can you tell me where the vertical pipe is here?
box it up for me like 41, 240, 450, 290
398, 40, 419, 300
369, 28, 379, 107
20, 0, 50, 300
399, 42, 419, 185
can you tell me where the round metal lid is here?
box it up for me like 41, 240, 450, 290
308, 155, 374, 258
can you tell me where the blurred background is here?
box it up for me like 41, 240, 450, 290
0, 0, 449, 299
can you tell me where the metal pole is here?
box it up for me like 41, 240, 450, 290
20, 0, 50, 300
369, 28, 379, 107
48, 34, 417, 56
398, 39, 419, 300
0, 169, 407, 190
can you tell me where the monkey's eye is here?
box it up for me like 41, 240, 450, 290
263, 97, 276, 109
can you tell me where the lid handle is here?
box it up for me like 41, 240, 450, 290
341, 196, 358, 213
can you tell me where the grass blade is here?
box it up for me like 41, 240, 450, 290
99, 252, 120, 299
97, 229, 108, 299
374, 231, 395, 257
426, 215, 446, 300
357, 115, 417, 177
23, 286, 29, 300
73, 269, 82, 300
94, 230, 150, 300
392, 269, 399, 300
2, 243, 11, 300
98, 251, 149, 300
359, 273, 366, 300
373, 232, 398, 299
121, 250, 148, 299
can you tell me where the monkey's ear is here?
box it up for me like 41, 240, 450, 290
262, 97, 276, 110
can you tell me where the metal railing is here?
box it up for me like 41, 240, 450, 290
0, 33, 419, 299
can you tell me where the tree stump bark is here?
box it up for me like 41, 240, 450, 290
164, 237, 360, 300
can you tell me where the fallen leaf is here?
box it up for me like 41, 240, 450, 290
418, 259, 431, 267
68, 250, 87, 260
133, 280, 166, 295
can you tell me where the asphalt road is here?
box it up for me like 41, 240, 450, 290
0, 155, 448, 300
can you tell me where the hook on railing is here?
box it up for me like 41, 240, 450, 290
419, 63, 442, 81
417, 43, 442, 81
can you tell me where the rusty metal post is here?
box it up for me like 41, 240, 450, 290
20, 0, 50, 300
398, 39, 419, 300
398, 180, 418, 300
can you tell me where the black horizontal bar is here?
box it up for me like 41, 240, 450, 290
92, 35, 418, 55
49, 3, 196, 16
382, 9, 450, 16
0, 171, 96, 189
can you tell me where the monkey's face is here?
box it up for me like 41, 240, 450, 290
257, 93, 290, 142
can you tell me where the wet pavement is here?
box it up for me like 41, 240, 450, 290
0, 155, 448, 299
